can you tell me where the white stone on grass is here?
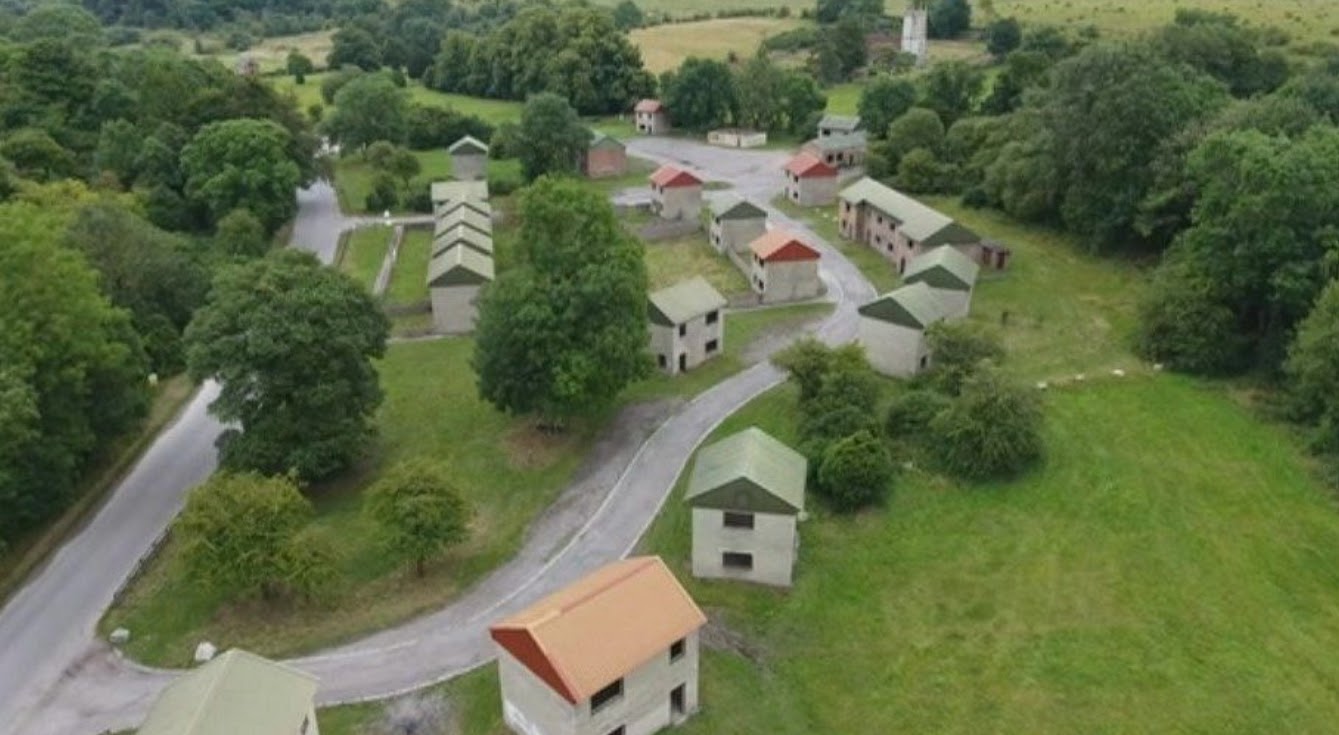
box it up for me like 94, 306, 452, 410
109, 628, 130, 645
194, 641, 217, 663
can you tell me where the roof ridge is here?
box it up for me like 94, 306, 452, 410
524, 557, 656, 630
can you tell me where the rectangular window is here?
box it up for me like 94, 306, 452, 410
592, 679, 623, 713
722, 552, 753, 570
723, 511, 754, 529
705, 310, 719, 325
670, 638, 686, 662
657, 354, 667, 368
705, 339, 719, 354
677, 323, 687, 337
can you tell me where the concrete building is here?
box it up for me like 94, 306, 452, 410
857, 282, 948, 378
707, 129, 767, 148
582, 132, 629, 178
434, 205, 492, 239
432, 223, 494, 258
708, 195, 767, 258
802, 131, 868, 169
817, 114, 860, 138
434, 197, 491, 220
747, 230, 822, 304
901, 3, 929, 65
634, 99, 670, 135
427, 244, 494, 334
649, 165, 704, 221
686, 427, 806, 587
490, 556, 706, 735
838, 177, 981, 275
448, 135, 489, 181
902, 245, 979, 319
783, 152, 840, 207
138, 649, 319, 735
648, 276, 726, 375
431, 180, 489, 207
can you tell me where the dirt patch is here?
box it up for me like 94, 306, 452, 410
503, 425, 577, 471
700, 610, 768, 664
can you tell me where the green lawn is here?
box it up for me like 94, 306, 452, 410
384, 228, 432, 308
337, 226, 391, 294
630, 17, 805, 74
994, 0, 1339, 45
645, 236, 750, 298
332, 151, 521, 215
823, 83, 863, 116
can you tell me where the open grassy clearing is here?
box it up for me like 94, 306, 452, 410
645, 236, 751, 298
994, 0, 1339, 45
332, 151, 521, 216
207, 30, 335, 75
384, 228, 432, 308
824, 82, 863, 116
594, 0, 813, 15
631, 17, 806, 73
337, 226, 391, 294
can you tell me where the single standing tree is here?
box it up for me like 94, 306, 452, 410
929, 0, 972, 39
611, 0, 644, 30
286, 50, 315, 84
473, 177, 649, 427
985, 17, 1022, 59
325, 74, 410, 150
918, 61, 985, 126
859, 76, 918, 141
516, 93, 589, 181
185, 249, 390, 481
180, 118, 301, 233
214, 208, 268, 258
662, 58, 739, 131
817, 430, 894, 511
925, 321, 1005, 395
365, 460, 471, 577
328, 26, 382, 71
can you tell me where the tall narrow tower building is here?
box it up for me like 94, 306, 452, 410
902, 2, 929, 65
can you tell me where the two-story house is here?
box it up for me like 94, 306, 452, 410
857, 281, 949, 378
708, 195, 767, 260
634, 99, 670, 135
782, 152, 839, 207
838, 177, 981, 275
648, 165, 704, 221
448, 135, 490, 181
746, 230, 822, 304
648, 277, 726, 375
901, 245, 980, 320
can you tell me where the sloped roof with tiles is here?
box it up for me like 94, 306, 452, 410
138, 649, 317, 735
903, 245, 979, 292
432, 224, 493, 257
490, 557, 705, 704
589, 131, 625, 151
634, 99, 664, 113
839, 177, 979, 247
807, 131, 867, 152
447, 135, 489, 155
686, 427, 806, 514
857, 282, 947, 330
749, 230, 820, 263
434, 206, 492, 237
818, 113, 861, 133
430, 180, 489, 205
427, 244, 494, 287
709, 194, 766, 221
649, 164, 702, 189
648, 276, 726, 326
784, 152, 838, 179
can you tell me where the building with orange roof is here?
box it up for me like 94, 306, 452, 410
783, 152, 840, 207
633, 99, 670, 135
747, 229, 822, 304
490, 556, 706, 735
648, 165, 703, 221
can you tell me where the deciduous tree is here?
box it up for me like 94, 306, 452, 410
817, 430, 894, 511
516, 93, 589, 182
325, 74, 410, 150
180, 118, 301, 233
662, 58, 738, 131
930, 367, 1044, 480
859, 76, 918, 141
365, 460, 471, 576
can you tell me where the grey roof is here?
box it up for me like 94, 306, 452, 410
858, 281, 947, 329
902, 246, 979, 291
430, 180, 489, 205
709, 194, 766, 221
427, 244, 494, 287
589, 131, 625, 151
840, 177, 979, 247
433, 197, 491, 219
808, 131, 867, 152
432, 224, 494, 257
448, 135, 489, 155
138, 650, 317, 735
686, 427, 806, 514
434, 206, 492, 237
648, 276, 726, 326
819, 114, 861, 133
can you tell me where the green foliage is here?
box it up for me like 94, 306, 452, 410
1286, 280, 1339, 453
473, 177, 649, 425
365, 172, 399, 212
896, 147, 951, 193
326, 74, 410, 149
177, 472, 331, 602
735, 55, 827, 136
95, 119, 142, 186
885, 389, 951, 439
405, 105, 493, 151
329, 26, 383, 71
815, 0, 883, 24
817, 430, 894, 511
287, 50, 315, 83
215, 208, 269, 258
1133, 259, 1244, 375
1155, 9, 1288, 98
185, 250, 389, 481
773, 338, 868, 403
985, 17, 1022, 59
925, 321, 1005, 395
928, 0, 971, 40
813, 15, 866, 83
612, 0, 645, 30
181, 119, 301, 233
858, 76, 917, 141
516, 93, 589, 182
918, 61, 984, 126
662, 57, 739, 131
364, 460, 471, 576
0, 128, 76, 181
880, 107, 945, 171
979, 50, 1052, 115
930, 367, 1044, 481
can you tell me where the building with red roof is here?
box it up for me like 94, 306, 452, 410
634, 99, 670, 135
747, 229, 823, 304
648, 165, 704, 221
783, 152, 840, 207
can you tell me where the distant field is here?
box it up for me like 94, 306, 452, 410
993, 0, 1339, 44
206, 30, 335, 74
595, 0, 815, 16
631, 17, 805, 73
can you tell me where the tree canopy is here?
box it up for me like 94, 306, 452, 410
516, 93, 589, 182
325, 73, 411, 150
662, 58, 739, 132
181, 118, 303, 233
364, 460, 471, 576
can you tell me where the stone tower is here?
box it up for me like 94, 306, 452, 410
901, 2, 929, 66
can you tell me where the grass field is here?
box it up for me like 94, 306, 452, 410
993, 0, 1339, 45
645, 236, 751, 298
332, 150, 521, 215
211, 30, 335, 75
337, 226, 391, 294
384, 228, 432, 308
631, 17, 805, 73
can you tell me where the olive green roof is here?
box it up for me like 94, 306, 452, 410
686, 427, 806, 514
434, 197, 491, 219
432, 224, 494, 257
709, 194, 766, 221
430, 180, 489, 205
428, 244, 494, 287
839, 177, 979, 247
818, 114, 861, 133
857, 281, 946, 329
434, 206, 492, 237
807, 131, 867, 152
589, 131, 625, 151
138, 649, 317, 735
648, 276, 727, 326
902, 246, 979, 292
448, 135, 489, 155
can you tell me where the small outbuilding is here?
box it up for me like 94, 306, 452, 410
648, 276, 727, 375
708, 195, 767, 258
857, 282, 948, 378
431, 179, 489, 207
817, 113, 861, 138
747, 230, 822, 304
902, 245, 979, 320
649, 164, 704, 221
137, 649, 319, 735
448, 135, 489, 181
490, 556, 706, 735
707, 128, 767, 148
783, 152, 840, 207
427, 245, 494, 334
434, 205, 492, 239
687, 427, 806, 588
581, 132, 628, 178
431, 223, 494, 258
634, 99, 670, 135
802, 131, 867, 169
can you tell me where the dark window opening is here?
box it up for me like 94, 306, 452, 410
606, 728, 625, 735
678, 323, 687, 337
705, 339, 719, 354
678, 353, 687, 372
899, 258, 907, 274
657, 354, 667, 368
919, 354, 929, 369
723, 511, 754, 529
670, 638, 686, 662
671, 684, 686, 715
592, 679, 623, 713
705, 310, 719, 325
723, 551, 753, 570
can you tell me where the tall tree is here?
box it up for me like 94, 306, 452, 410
859, 76, 918, 140
662, 58, 738, 131
324, 73, 410, 150
611, 0, 644, 30
473, 178, 649, 426
328, 26, 383, 71
185, 250, 389, 481
919, 61, 985, 125
180, 118, 301, 233
985, 17, 1022, 59
930, 367, 1044, 480
516, 93, 589, 182
929, 0, 972, 39
364, 460, 471, 577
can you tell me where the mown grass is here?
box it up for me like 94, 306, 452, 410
630, 17, 805, 73
337, 226, 391, 294
645, 236, 751, 298
320, 667, 504, 735
332, 151, 521, 215
384, 228, 433, 308
994, 0, 1339, 45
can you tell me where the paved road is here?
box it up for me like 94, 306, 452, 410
3, 147, 876, 735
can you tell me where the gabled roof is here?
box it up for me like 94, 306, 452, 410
434, 206, 492, 237
818, 113, 861, 133
806, 131, 868, 152
784, 152, 838, 179
433, 197, 491, 219
858, 282, 947, 330
138, 649, 317, 735
490, 556, 705, 704
648, 276, 726, 326
432, 224, 494, 257
634, 99, 664, 113
448, 135, 489, 155
839, 177, 979, 247
430, 180, 489, 205
686, 427, 806, 514
427, 244, 494, 287
903, 245, 979, 292
709, 194, 766, 221
749, 230, 820, 263
649, 164, 702, 189
589, 131, 625, 151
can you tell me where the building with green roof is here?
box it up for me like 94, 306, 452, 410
857, 282, 948, 378
430, 179, 489, 206
648, 276, 726, 375
434, 204, 492, 239
802, 130, 868, 168
687, 427, 806, 587
902, 245, 980, 319
837, 177, 981, 276
428, 244, 494, 334
432, 223, 494, 258
448, 135, 489, 181
708, 194, 767, 257
138, 649, 318, 735
818, 113, 861, 137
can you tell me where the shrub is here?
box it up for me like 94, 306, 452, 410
925, 321, 1005, 395
817, 431, 895, 511
364, 460, 471, 576
487, 168, 524, 196
365, 173, 399, 212
885, 389, 951, 439
1134, 261, 1245, 374
930, 368, 1044, 481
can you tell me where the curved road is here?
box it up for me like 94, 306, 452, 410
1, 144, 876, 735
